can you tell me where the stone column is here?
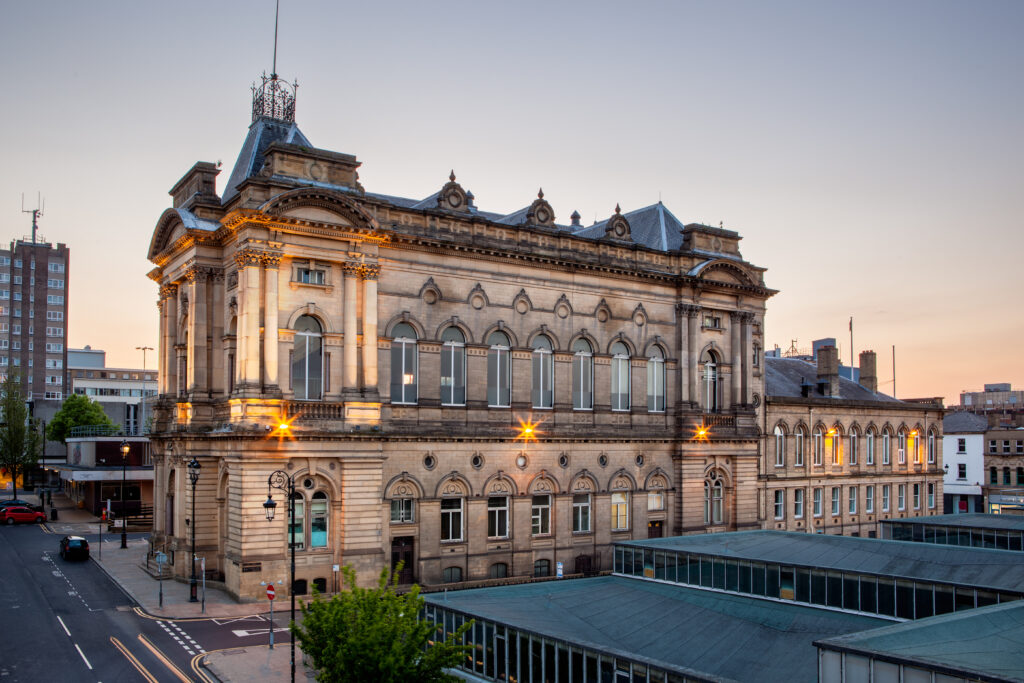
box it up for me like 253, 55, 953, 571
156, 298, 166, 395
730, 312, 742, 407
161, 285, 178, 397
678, 304, 699, 404
360, 265, 380, 392
741, 313, 754, 405
185, 267, 208, 394
687, 307, 700, 406
235, 250, 263, 388
263, 255, 282, 391
343, 263, 359, 392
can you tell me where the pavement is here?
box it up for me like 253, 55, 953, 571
25, 489, 316, 681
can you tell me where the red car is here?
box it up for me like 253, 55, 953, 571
0, 505, 46, 525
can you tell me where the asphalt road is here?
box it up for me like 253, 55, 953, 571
0, 523, 289, 682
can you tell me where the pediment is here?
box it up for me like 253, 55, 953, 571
278, 205, 356, 226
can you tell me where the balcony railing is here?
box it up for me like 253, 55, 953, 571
285, 401, 346, 421
69, 424, 148, 438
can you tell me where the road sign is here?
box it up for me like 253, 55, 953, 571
267, 585, 276, 600
155, 552, 167, 566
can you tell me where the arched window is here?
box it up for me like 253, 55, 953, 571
813, 427, 824, 466
882, 429, 892, 465
487, 331, 511, 407
572, 339, 593, 410
865, 429, 875, 465
533, 559, 551, 578
704, 478, 724, 525
849, 428, 859, 466
440, 327, 465, 406
531, 335, 553, 409
610, 341, 631, 412
701, 350, 720, 412
927, 431, 936, 464
442, 566, 463, 583
646, 346, 665, 412
310, 491, 328, 548
774, 425, 785, 467
794, 427, 805, 467
829, 428, 841, 465
292, 316, 323, 400
898, 429, 908, 464
390, 323, 418, 404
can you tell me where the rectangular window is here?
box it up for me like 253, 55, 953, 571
44, 391, 61, 399
957, 463, 966, 479
45, 311, 63, 321
531, 495, 550, 535
774, 490, 785, 519
440, 498, 463, 542
46, 326, 63, 337
611, 492, 629, 530
47, 295, 64, 305
849, 434, 858, 465
1018, 441, 1024, 455
297, 268, 325, 285
814, 431, 823, 466
389, 499, 414, 523
898, 484, 906, 511
647, 490, 664, 511
12, 276, 21, 285
289, 497, 305, 551
1004, 440, 1012, 454
848, 487, 857, 515
12, 324, 21, 335
813, 488, 822, 517
927, 483, 935, 509
866, 432, 875, 465
865, 485, 874, 513
48, 262, 65, 273
572, 494, 591, 533
913, 484, 921, 510
702, 315, 721, 329
989, 440, 997, 454
831, 487, 840, 516
794, 432, 804, 467
883, 434, 891, 465
310, 495, 328, 548
774, 431, 784, 467
0, 274, 6, 283
12, 292, 20, 301
488, 497, 509, 538
794, 489, 804, 519
927, 435, 936, 464
957, 438, 965, 453
47, 279, 64, 289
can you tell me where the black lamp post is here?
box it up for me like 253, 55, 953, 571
264, 470, 296, 683
120, 440, 130, 549
187, 457, 201, 602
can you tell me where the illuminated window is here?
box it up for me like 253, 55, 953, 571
610, 492, 629, 530
648, 489, 665, 511
390, 323, 418, 404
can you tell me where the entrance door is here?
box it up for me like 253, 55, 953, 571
574, 554, 592, 575
647, 520, 664, 538
391, 536, 414, 584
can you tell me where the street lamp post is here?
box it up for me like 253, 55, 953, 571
120, 440, 130, 549
187, 457, 201, 602
263, 470, 296, 683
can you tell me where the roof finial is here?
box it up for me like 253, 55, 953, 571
615, 203, 621, 214
272, 0, 280, 79
449, 170, 456, 182
538, 187, 544, 199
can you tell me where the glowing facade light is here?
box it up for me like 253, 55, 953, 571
693, 424, 710, 441
515, 417, 541, 442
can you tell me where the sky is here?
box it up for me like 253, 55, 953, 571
1, 1, 1021, 405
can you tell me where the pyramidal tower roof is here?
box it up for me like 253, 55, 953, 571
222, 72, 311, 203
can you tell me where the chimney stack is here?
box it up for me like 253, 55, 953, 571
859, 350, 878, 393
816, 345, 840, 397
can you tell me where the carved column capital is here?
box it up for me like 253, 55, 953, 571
342, 261, 361, 276
159, 284, 179, 300
740, 311, 756, 325
358, 264, 381, 281
677, 303, 701, 318
234, 249, 264, 268
261, 252, 283, 269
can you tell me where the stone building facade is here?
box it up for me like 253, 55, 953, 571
146, 76, 774, 599
762, 348, 945, 537
983, 427, 1024, 513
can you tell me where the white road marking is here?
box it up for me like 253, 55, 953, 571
57, 616, 71, 637
74, 643, 93, 670
212, 615, 265, 625
232, 627, 290, 637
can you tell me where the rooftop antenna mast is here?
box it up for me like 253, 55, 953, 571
271, 0, 280, 80
21, 192, 44, 244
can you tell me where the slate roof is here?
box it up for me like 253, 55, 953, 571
943, 411, 990, 434
765, 356, 903, 403
423, 575, 885, 682
619, 531, 1024, 593
815, 600, 1024, 681
572, 202, 688, 251
882, 513, 1024, 532
173, 208, 220, 232
222, 116, 313, 203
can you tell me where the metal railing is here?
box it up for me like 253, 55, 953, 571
69, 424, 148, 438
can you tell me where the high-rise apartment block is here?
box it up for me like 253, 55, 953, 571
0, 238, 70, 405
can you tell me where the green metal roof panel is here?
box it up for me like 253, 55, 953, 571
423, 575, 886, 682
815, 600, 1024, 681
882, 513, 1024, 531
618, 531, 1024, 593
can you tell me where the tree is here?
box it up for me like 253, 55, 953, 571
0, 372, 42, 501
291, 564, 473, 682
45, 393, 114, 444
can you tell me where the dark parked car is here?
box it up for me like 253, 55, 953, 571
0, 506, 46, 524
0, 499, 43, 513
59, 536, 90, 560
